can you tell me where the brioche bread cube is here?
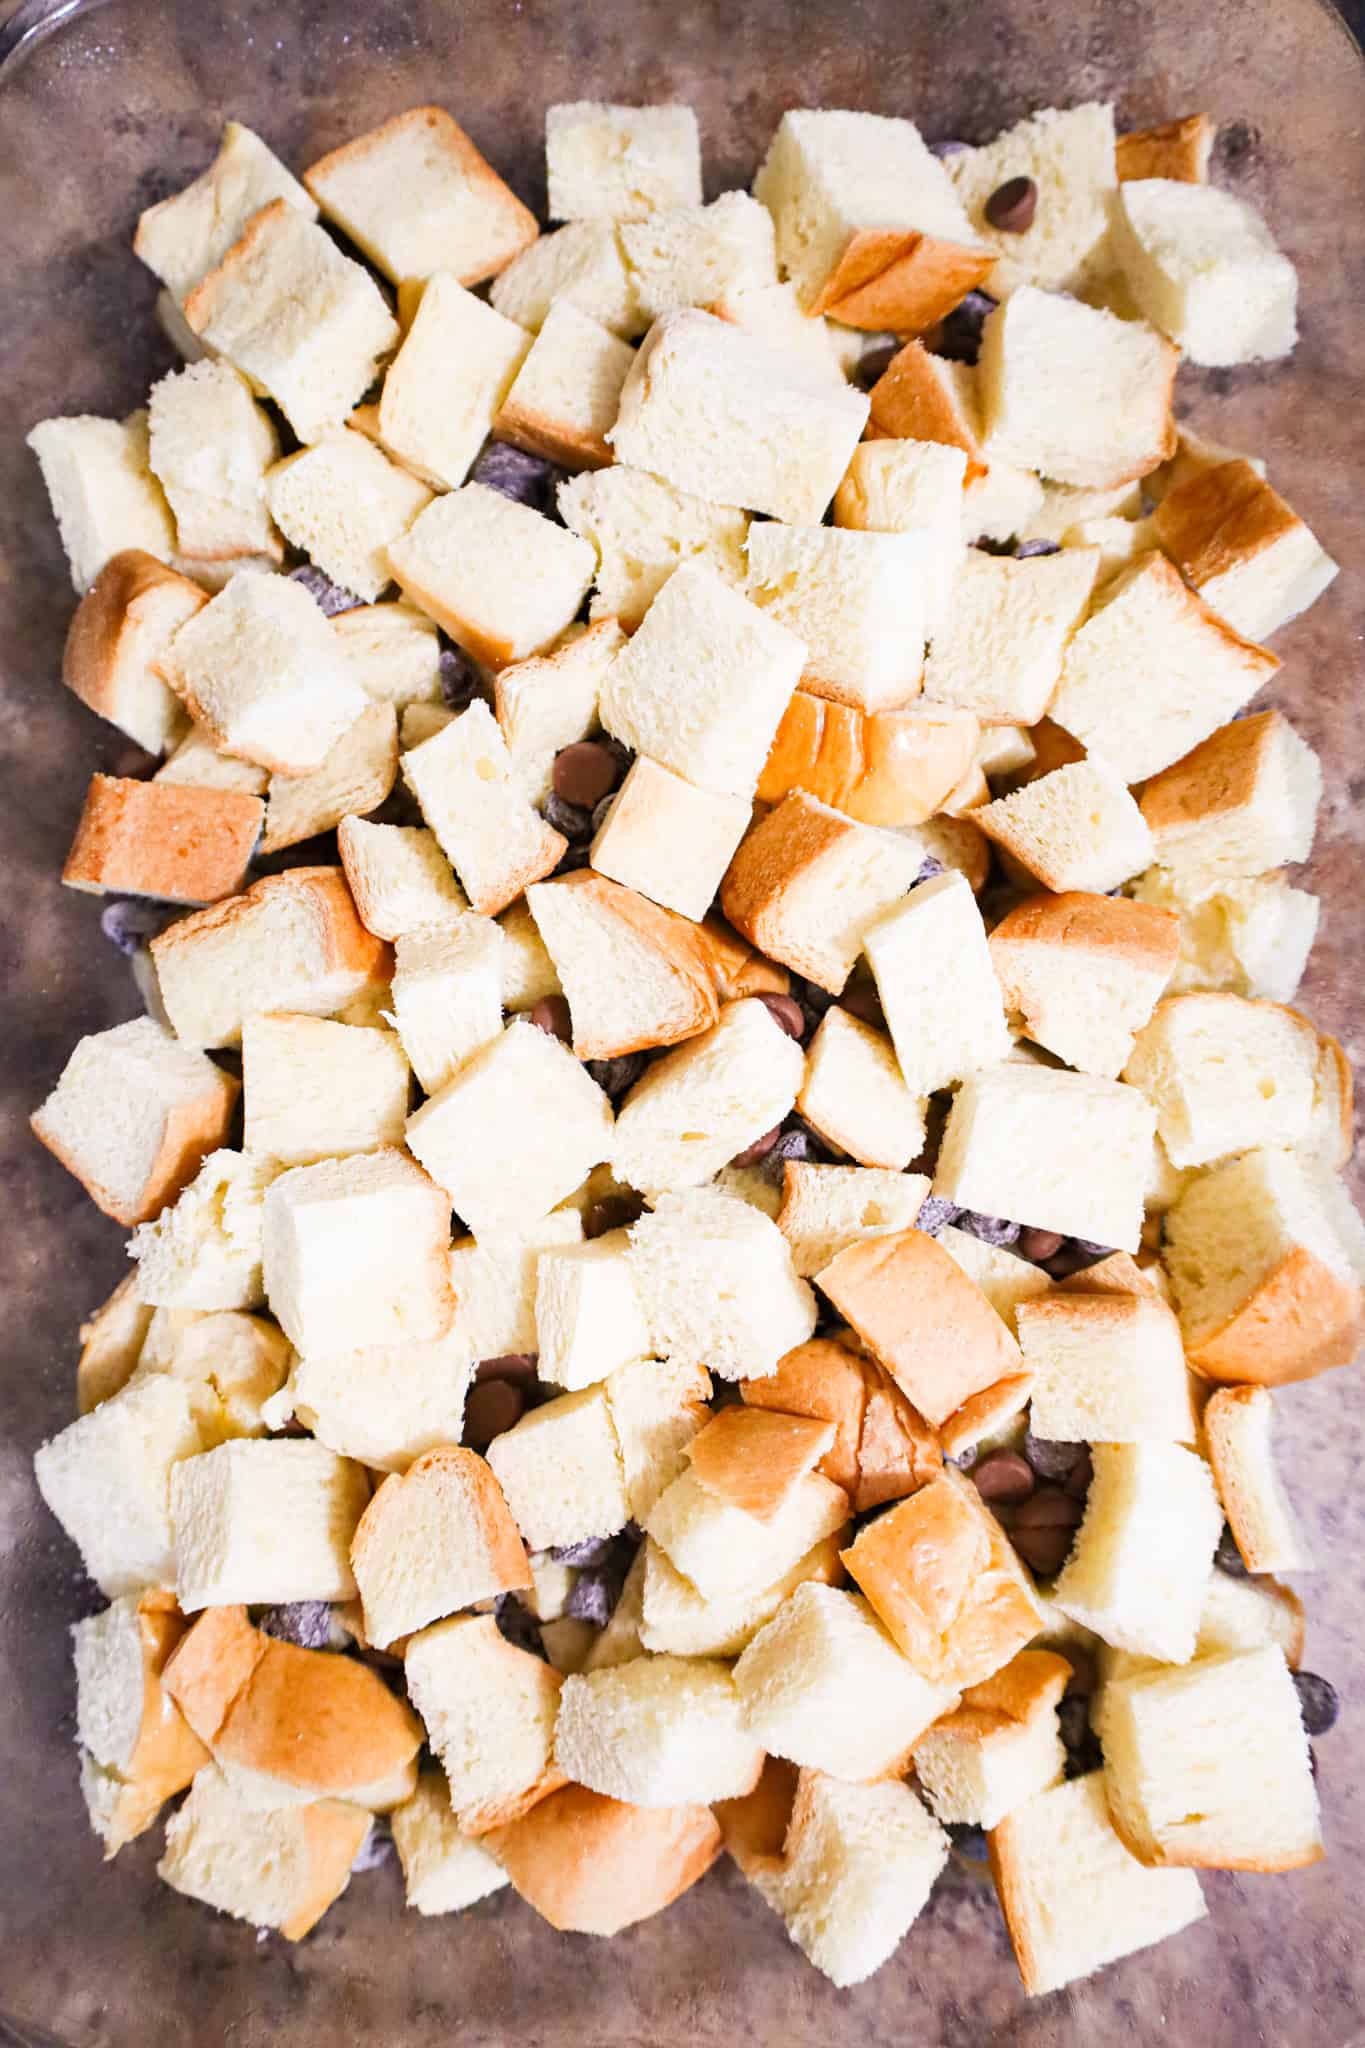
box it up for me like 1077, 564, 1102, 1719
73, 1589, 208, 1855
865, 344, 986, 476
1115, 113, 1214, 183
776, 1161, 927, 1278
133, 1305, 289, 1444
155, 726, 269, 793
963, 458, 1047, 545
611, 999, 803, 1194
863, 870, 1010, 1094
405, 1612, 563, 1833
1017, 1293, 1196, 1444
446, 1209, 583, 1364
645, 1464, 848, 1605
1131, 864, 1319, 1007
402, 699, 566, 914
1102, 1646, 1320, 1869
127, 1148, 273, 1312
588, 756, 749, 923
1138, 710, 1322, 878
978, 287, 1177, 489
266, 432, 431, 604
1204, 1385, 1311, 1574
924, 545, 1100, 725
946, 102, 1117, 298
171, 1437, 369, 1609
258, 699, 397, 855
158, 1764, 369, 1939
147, 360, 281, 566
832, 440, 968, 626
684, 1406, 836, 1524
1152, 459, 1337, 643
350, 1446, 530, 1645
494, 302, 633, 473
407, 1019, 612, 1236
337, 818, 467, 943
386, 915, 502, 1094
1051, 1442, 1221, 1658
285, 1309, 478, 1472
913, 1648, 1069, 1831
753, 108, 990, 327
936, 1225, 1051, 1336
609, 309, 870, 524
1111, 180, 1297, 366
622, 191, 777, 323
559, 465, 750, 628
331, 600, 443, 712
758, 693, 979, 832
241, 1014, 408, 1167
490, 216, 644, 336
745, 522, 929, 714
989, 890, 1179, 1079
740, 1335, 942, 1513
35, 1375, 204, 1597
486, 1781, 720, 1934
134, 119, 316, 298
796, 1004, 927, 1169
1123, 992, 1321, 1169
975, 758, 1154, 895
709, 280, 846, 384
535, 1230, 651, 1389
604, 1355, 711, 1522
556, 1655, 764, 1806
377, 274, 530, 490
495, 899, 563, 1010
546, 101, 701, 222
62, 550, 202, 754
639, 1532, 843, 1658
485, 1385, 630, 1551
526, 871, 719, 1058
392, 1772, 510, 1914
62, 773, 262, 906
388, 485, 596, 670
76, 1275, 154, 1415
28, 411, 176, 593
989, 1772, 1207, 1996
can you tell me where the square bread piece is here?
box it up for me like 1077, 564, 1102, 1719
491, 218, 644, 337
555, 1655, 763, 1807
864, 870, 1010, 1095
483, 1782, 721, 1936
404, 1613, 563, 1835
1110, 180, 1298, 366
1130, 866, 1319, 1008
531, 871, 720, 1060
1115, 114, 1215, 184
31, 1014, 238, 1226
937, 1225, 1052, 1336
61, 774, 262, 906
934, 1064, 1156, 1252
758, 694, 980, 830
627, 1188, 817, 1381
558, 465, 750, 628
303, 106, 537, 286
157, 1764, 369, 1941
147, 361, 282, 566
34, 1375, 204, 1597
171, 1438, 370, 1609
1049, 553, 1278, 784
387, 484, 596, 669
608, 309, 869, 525
406, 1018, 613, 1238
388, 914, 503, 1093
125, 1147, 273, 1315
134, 119, 317, 299
262, 1148, 454, 1356
62, 550, 203, 755
184, 202, 399, 445
830, 439, 966, 630
721, 793, 925, 995
494, 618, 623, 804
495, 300, 634, 470
977, 287, 1177, 489
708, 281, 846, 387
27, 412, 176, 593
989, 891, 1180, 1079
744, 522, 928, 713
776, 1162, 927, 1278
1016, 1293, 1196, 1444
945, 102, 1117, 298
485, 1385, 631, 1552
1102, 1646, 1321, 1870
391, 1772, 510, 1915
988, 1773, 1207, 1998
241, 1014, 410, 1167
155, 727, 270, 794
547, 102, 702, 222
610, 998, 804, 1194
282, 1316, 476, 1474
258, 699, 397, 856
590, 756, 751, 922
638, 1532, 842, 1661
497, 898, 563, 1010
1122, 992, 1321, 1169
1151, 459, 1338, 644
265, 432, 432, 603
621, 191, 778, 325
599, 559, 806, 797
402, 700, 566, 915
350, 1445, 531, 1646
1161, 1147, 1365, 1386
443, 1209, 582, 1362
975, 759, 1155, 896
644, 1464, 848, 1606
1051, 1442, 1222, 1659
912, 1648, 1070, 1831
378, 275, 531, 490
332, 601, 443, 710
752, 108, 990, 327
75, 1274, 154, 1415
605, 1354, 712, 1525
924, 546, 1100, 726
1138, 710, 1322, 878
1203, 1386, 1312, 1574
865, 343, 986, 477
161, 571, 369, 778
536, 1230, 651, 1390
796, 1004, 927, 1170
73, 1587, 208, 1853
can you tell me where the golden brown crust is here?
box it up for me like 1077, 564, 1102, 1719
713, 1754, 799, 1882
1139, 709, 1279, 839
485, 1783, 722, 1934
100, 1592, 212, 1851
719, 792, 866, 994
692, 914, 791, 1000
739, 1330, 943, 1511
76, 1274, 154, 1414
63, 774, 263, 904
1103, 1789, 1324, 1876
809, 227, 993, 331
495, 392, 614, 471
532, 870, 720, 1059
1018, 717, 1087, 783
866, 341, 987, 478
31, 1053, 238, 1229
182, 198, 290, 339
684, 1406, 836, 1522
924, 1644, 1071, 1749
283, 1800, 375, 1939
62, 549, 206, 732
1184, 1242, 1365, 1386
1115, 114, 1215, 184
1058, 1251, 1161, 1299
990, 890, 1180, 980
1203, 1385, 1285, 1572
937, 1373, 1035, 1460
1152, 458, 1302, 595
259, 703, 399, 857
350, 1446, 533, 1637
758, 692, 980, 827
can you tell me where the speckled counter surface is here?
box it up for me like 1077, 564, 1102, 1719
0, 3, 1362, 2043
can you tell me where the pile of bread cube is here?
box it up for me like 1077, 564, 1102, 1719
25, 90, 1355, 1997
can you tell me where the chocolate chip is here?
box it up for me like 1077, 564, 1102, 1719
550, 1536, 616, 1567
1014, 538, 1061, 559
529, 994, 573, 1041
470, 440, 559, 512
914, 1195, 960, 1237
961, 1211, 1021, 1248
100, 898, 171, 957
258, 1601, 337, 1650
914, 855, 947, 884
946, 1822, 988, 1860
1064, 1447, 1093, 1501
1062, 1646, 1097, 1699
1057, 1694, 1092, 1753
1010, 1485, 1084, 1576
855, 339, 902, 390
931, 290, 998, 366
949, 1444, 980, 1472
1023, 1430, 1086, 1482
552, 842, 592, 874
972, 1451, 1036, 1505
757, 993, 807, 1041
475, 1353, 539, 1387
288, 563, 364, 615
1214, 1523, 1251, 1577
1293, 1672, 1339, 1737
554, 740, 621, 810
839, 982, 886, 1031
732, 1125, 782, 1167
985, 175, 1038, 233
351, 1818, 395, 1871
464, 1378, 526, 1450
542, 791, 594, 841
438, 643, 482, 710
586, 1052, 647, 1100
584, 1192, 646, 1239
1016, 1226, 1066, 1263
789, 975, 835, 1018
495, 1593, 546, 1658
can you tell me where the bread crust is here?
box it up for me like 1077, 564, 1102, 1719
713, 1754, 799, 1881
259, 702, 399, 857
1139, 709, 1280, 840
1203, 1384, 1306, 1573
1153, 458, 1302, 594
722, 791, 910, 995
495, 390, 613, 471
31, 1055, 238, 1228
485, 1782, 722, 1934
866, 341, 987, 478
920, 1644, 1071, 1752
1115, 114, 1215, 184
809, 227, 993, 331
990, 890, 1180, 978
62, 548, 205, 740
691, 913, 791, 999
1103, 1782, 1324, 1876
937, 1372, 1035, 1460
1184, 1241, 1365, 1386
740, 1331, 943, 1512
284, 1801, 375, 1939
350, 1446, 533, 1646
529, 870, 720, 1059
95, 1590, 211, 1853
684, 1407, 836, 1522
63, 773, 263, 905
759, 692, 979, 827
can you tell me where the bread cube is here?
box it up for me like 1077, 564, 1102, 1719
709, 280, 846, 386
73, 1589, 208, 1856
740, 1335, 941, 1513
158, 1764, 369, 1940
1194, 1571, 1305, 1669
753, 108, 990, 327
491, 217, 644, 336
946, 102, 1117, 297
534, 1230, 650, 1390
684, 1406, 835, 1525
1115, 113, 1214, 183
486, 1781, 719, 1934
485, 1385, 630, 1551
976, 758, 1154, 895
61, 550, 200, 754
381, 914, 499, 1093
796, 1004, 927, 1169
912, 1648, 1069, 1831
775, 1162, 926, 1279
62, 772, 262, 908
744, 521, 928, 714
611, 999, 803, 1193
445, 1209, 584, 1364
989, 890, 1179, 1079
931, 1229, 1047, 1343
258, 698, 397, 855
377, 275, 530, 491
1111, 180, 1297, 366
645, 1462, 848, 1605
285, 1310, 477, 1472
600, 1357, 707, 1523
627, 1188, 817, 1381
336, 818, 467, 943
556, 1655, 763, 1806
240, 1014, 407, 1168
405, 1612, 563, 1833
639, 1532, 843, 1659
330, 606, 439, 718
406, 1019, 612, 1236
147, 360, 281, 566
1132, 864, 1320, 1008
865, 343, 986, 474
134, 1306, 290, 1445
489, 901, 560, 1013
863, 870, 1010, 1095
349, 1446, 531, 1646
761, 696, 977, 837
526, 871, 719, 1059
1051, 1442, 1221, 1658
978, 287, 1177, 489
925, 546, 1100, 726
491, 304, 631, 474
1204, 1385, 1311, 1574
387, 484, 596, 670
588, 756, 750, 923
1153, 465, 1336, 651
266, 432, 432, 605
1139, 710, 1322, 878
1123, 992, 1319, 1169
546, 100, 701, 222
35, 1375, 204, 1597
155, 727, 269, 794
609, 309, 870, 524
75, 1276, 154, 1416
391, 1771, 510, 1914
171, 1437, 369, 1609
558, 465, 750, 627
126, 1148, 272, 1312
133, 118, 315, 299
1017, 1293, 1196, 1444
28, 412, 176, 593
934, 1064, 1156, 1252
402, 699, 566, 915
832, 440, 967, 617
621, 190, 776, 325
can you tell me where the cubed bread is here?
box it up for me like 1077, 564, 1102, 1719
490, 218, 644, 337
258, 699, 397, 854
1123, 993, 1321, 1169
147, 360, 281, 566
265, 432, 432, 606
740, 1334, 942, 1513
494, 301, 633, 471
127, 1149, 273, 1312
262, 1148, 453, 1355
485, 1384, 631, 1551
989, 891, 1179, 1079
588, 756, 750, 923
753, 108, 990, 326
406, 1018, 612, 1236
27, 411, 176, 593
332, 601, 443, 714
937, 1225, 1052, 1337
241, 1014, 408, 1167
387, 484, 596, 669
73, 1589, 208, 1855
494, 898, 562, 1010
628, 1198, 811, 1382
387, 914, 501, 1094
621, 191, 778, 324
556, 1654, 764, 1806
402, 700, 566, 915
913, 1648, 1070, 1831
62, 772, 262, 907
131, 1305, 290, 1443
977, 286, 1177, 488
392, 1770, 510, 1914
31, 1014, 238, 1226
303, 106, 536, 286
526, 871, 719, 1058
975, 758, 1155, 895
155, 727, 270, 793
285, 1293, 480, 1470
1110, 179, 1297, 366
796, 1003, 928, 1169
832, 440, 968, 623
377, 274, 531, 490
76, 1275, 154, 1415
865, 344, 986, 477
158, 1764, 370, 1940
1203, 1385, 1312, 1574
171, 1437, 369, 1609
963, 458, 1048, 545
744, 522, 928, 713
709, 281, 846, 385
558, 465, 750, 628
758, 693, 979, 831
1051, 1442, 1222, 1658
1195, 1570, 1305, 1667
933, 1064, 1157, 1252
691, 914, 793, 1002
608, 309, 870, 525
863, 870, 1010, 1094
775, 1161, 927, 1278
611, 998, 803, 1194
547, 101, 702, 222
1162, 1147, 1365, 1384
150, 866, 389, 1050
337, 818, 467, 941
536, 1231, 652, 1391
62, 550, 203, 754
988, 1772, 1207, 1997
1138, 710, 1322, 878
1115, 114, 1214, 183
684, 1407, 835, 1523
1049, 553, 1278, 784
349, 1446, 531, 1646
405, 1612, 564, 1833
638, 1532, 843, 1659
946, 101, 1117, 298
35, 1375, 204, 1596
604, 1355, 711, 1522
1016, 1292, 1196, 1443
134, 118, 316, 299
645, 1460, 848, 1606
1102, 1646, 1321, 1870
1151, 459, 1337, 643
924, 545, 1100, 725
485, 1781, 721, 1934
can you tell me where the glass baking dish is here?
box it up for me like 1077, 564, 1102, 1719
1, 0, 1362, 2040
